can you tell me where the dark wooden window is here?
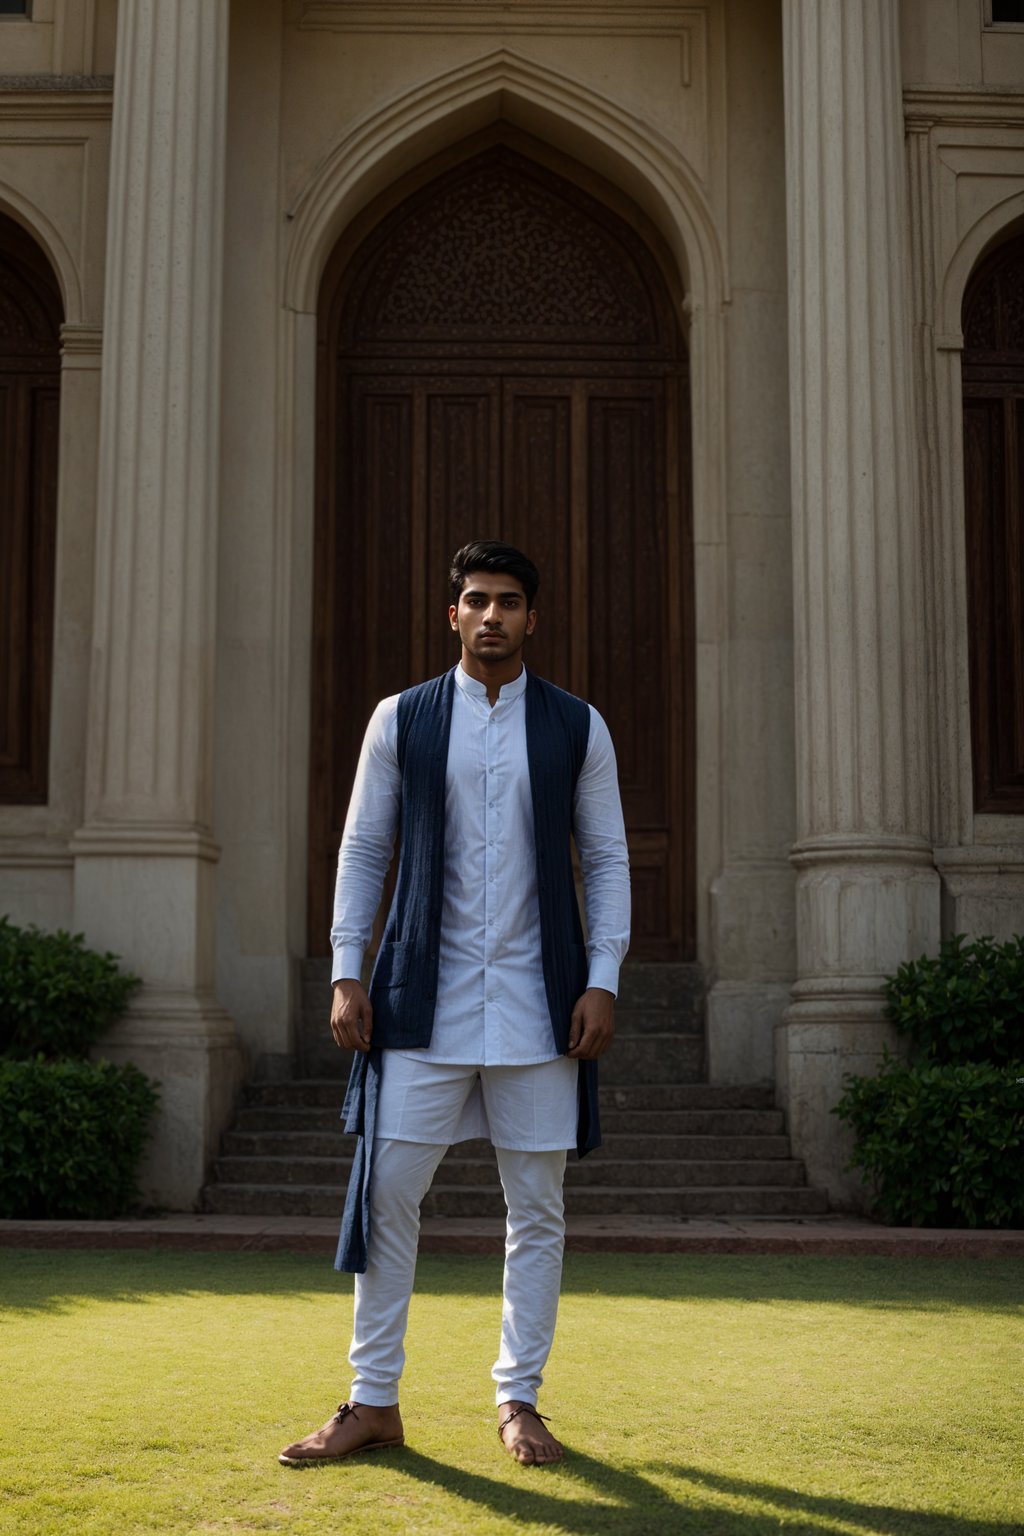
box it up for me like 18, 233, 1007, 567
990, 1, 1024, 24
962, 232, 1024, 813
0, 212, 62, 804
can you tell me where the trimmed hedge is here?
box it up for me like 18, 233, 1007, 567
834, 1049, 1024, 1228
835, 932, 1024, 1228
0, 1056, 159, 1219
885, 934, 1024, 1067
0, 916, 140, 1060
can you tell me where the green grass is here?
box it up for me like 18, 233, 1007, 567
1, 1251, 1022, 1535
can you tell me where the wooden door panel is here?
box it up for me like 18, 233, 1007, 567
423, 380, 501, 681
502, 380, 574, 690
585, 382, 685, 958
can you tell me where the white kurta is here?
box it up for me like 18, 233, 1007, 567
330, 663, 630, 1065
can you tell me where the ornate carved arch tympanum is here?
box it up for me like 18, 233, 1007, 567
309, 144, 694, 959
0, 211, 62, 804
962, 232, 1024, 813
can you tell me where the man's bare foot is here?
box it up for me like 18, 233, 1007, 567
278, 1401, 404, 1465
497, 1401, 564, 1466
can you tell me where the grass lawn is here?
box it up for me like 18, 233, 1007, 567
1, 1250, 1022, 1535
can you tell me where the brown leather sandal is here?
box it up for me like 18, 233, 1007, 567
497, 1402, 564, 1461
498, 1403, 553, 1441
278, 1401, 405, 1466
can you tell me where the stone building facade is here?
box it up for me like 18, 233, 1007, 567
1, 0, 1022, 1208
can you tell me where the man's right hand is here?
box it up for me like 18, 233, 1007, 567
330, 979, 373, 1053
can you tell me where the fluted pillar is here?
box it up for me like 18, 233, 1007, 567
780, 0, 940, 1204
71, 0, 242, 1207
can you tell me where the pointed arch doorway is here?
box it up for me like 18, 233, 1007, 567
308, 140, 694, 962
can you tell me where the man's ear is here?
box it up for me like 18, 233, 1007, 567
526, 609, 538, 636
449, 603, 459, 633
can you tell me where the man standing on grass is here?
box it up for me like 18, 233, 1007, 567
280, 539, 630, 1468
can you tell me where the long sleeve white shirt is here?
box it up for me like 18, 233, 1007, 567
330, 663, 630, 1065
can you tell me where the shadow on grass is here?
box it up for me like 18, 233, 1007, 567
293, 1445, 1017, 1536
1, 1249, 1022, 1319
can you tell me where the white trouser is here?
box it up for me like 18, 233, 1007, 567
348, 1058, 573, 1407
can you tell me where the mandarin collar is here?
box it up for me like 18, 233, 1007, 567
455, 664, 528, 702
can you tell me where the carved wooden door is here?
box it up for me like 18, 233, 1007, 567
310, 147, 694, 959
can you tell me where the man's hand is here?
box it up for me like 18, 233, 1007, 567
330, 979, 373, 1053
566, 987, 615, 1059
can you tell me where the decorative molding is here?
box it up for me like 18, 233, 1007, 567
60, 321, 101, 364
903, 87, 1024, 128
934, 844, 1024, 873
0, 81, 112, 120
0, 848, 73, 869
790, 836, 937, 871
0, 75, 113, 91
70, 825, 222, 863
282, 47, 726, 314
300, 0, 700, 75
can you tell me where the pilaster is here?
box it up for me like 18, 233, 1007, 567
71, 0, 242, 1208
780, 0, 940, 1206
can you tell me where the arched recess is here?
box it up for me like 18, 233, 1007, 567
307, 137, 695, 962
961, 227, 1024, 813
0, 210, 63, 804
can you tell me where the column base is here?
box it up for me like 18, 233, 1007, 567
94, 993, 245, 1210
783, 840, 941, 1210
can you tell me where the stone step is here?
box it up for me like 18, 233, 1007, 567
212, 1152, 810, 1190
234, 1103, 787, 1136
222, 1128, 795, 1162
241, 1078, 778, 1111
299, 1009, 703, 1045
299, 958, 706, 1015
201, 1182, 831, 1219
599, 1108, 785, 1135
296, 1035, 706, 1086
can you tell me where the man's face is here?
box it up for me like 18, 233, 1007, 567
449, 570, 537, 663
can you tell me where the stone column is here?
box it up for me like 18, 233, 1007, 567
780, 0, 940, 1204
71, 0, 242, 1208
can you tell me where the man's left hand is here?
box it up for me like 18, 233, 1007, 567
566, 987, 615, 1059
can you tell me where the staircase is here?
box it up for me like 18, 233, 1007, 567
201, 962, 830, 1219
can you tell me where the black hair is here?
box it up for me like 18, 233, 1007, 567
449, 540, 539, 609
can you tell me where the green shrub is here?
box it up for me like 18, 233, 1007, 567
884, 933, 1024, 1066
836, 932, 1024, 1227
0, 1057, 159, 1218
0, 917, 140, 1060
834, 1048, 1024, 1228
